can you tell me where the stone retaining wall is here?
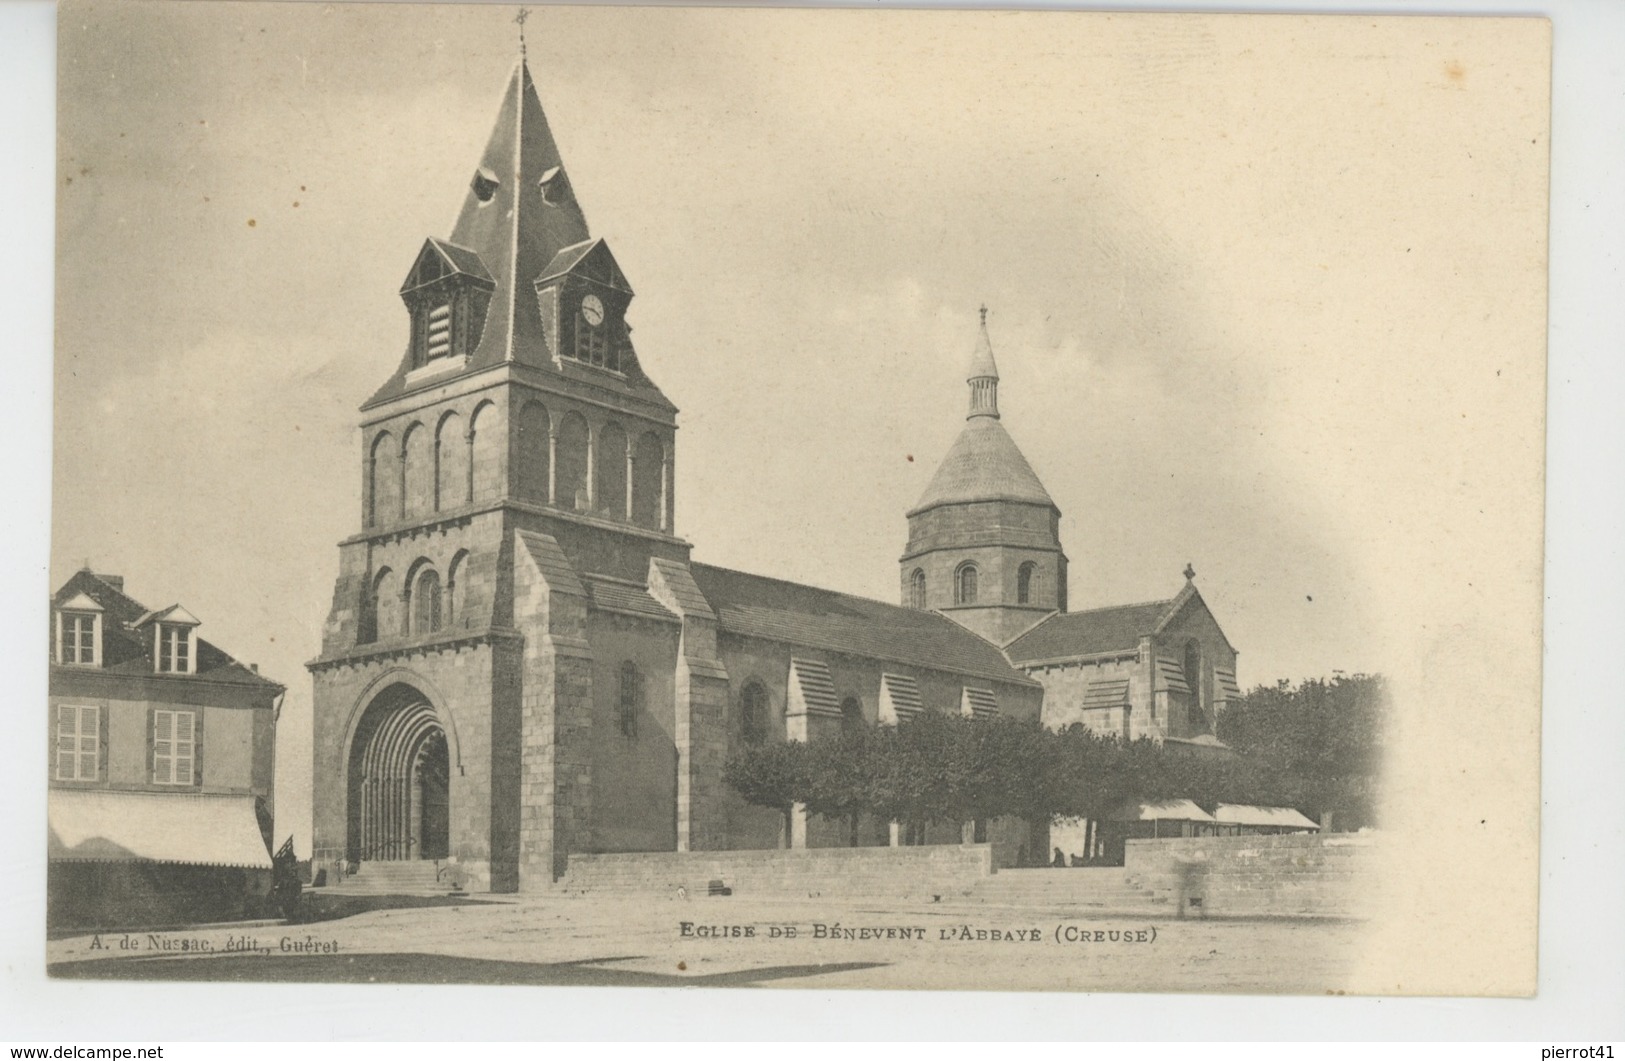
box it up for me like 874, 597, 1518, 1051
1125, 832, 1378, 919
562, 844, 995, 901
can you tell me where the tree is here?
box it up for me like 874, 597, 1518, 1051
720, 671, 1390, 849
866, 712, 965, 838
801, 724, 884, 846
721, 740, 808, 844
1217, 674, 1389, 828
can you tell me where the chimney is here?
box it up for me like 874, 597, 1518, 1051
250, 663, 259, 674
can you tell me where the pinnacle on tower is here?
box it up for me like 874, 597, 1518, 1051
967, 306, 1000, 419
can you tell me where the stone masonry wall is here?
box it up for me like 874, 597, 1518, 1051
562, 843, 995, 902
646, 559, 730, 853
1124, 833, 1379, 919
308, 642, 498, 890
514, 530, 595, 888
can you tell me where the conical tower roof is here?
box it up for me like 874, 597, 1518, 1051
445, 58, 588, 366
910, 416, 1055, 514
910, 315, 1055, 515
367, 58, 672, 409
968, 311, 999, 381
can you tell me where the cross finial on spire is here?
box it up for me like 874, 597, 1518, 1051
979, 304, 988, 326
514, 7, 531, 58
1183, 562, 1196, 583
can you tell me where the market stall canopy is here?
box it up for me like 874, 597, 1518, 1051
1108, 799, 1217, 823
48, 789, 272, 869
1213, 804, 1320, 830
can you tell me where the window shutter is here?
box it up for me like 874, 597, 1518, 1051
79, 706, 99, 781
153, 709, 170, 785
51, 704, 65, 779
427, 302, 452, 359
175, 711, 194, 786
192, 710, 203, 788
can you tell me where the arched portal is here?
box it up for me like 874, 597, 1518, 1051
346, 685, 450, 862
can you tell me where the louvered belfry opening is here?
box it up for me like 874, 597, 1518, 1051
346, 684, 449, 863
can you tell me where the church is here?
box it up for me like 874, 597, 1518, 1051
308, 55, 1239, 892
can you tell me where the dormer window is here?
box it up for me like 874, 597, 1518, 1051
573, 294, 620, 372
157, 623, 192, 674
400, 238, 495, 371
54, 593, 103, 666
138, 604, 201, 675
58, 612, 98, 665
535, 239, 636, 377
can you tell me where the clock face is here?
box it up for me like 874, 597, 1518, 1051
581, 294, 605, 327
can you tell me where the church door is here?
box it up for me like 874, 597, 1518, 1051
347, 685, 451, 862
416, 730, 450, 860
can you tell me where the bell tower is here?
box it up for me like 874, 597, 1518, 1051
336, 54, 689, 602
310, 51, 692, 893
901, 310, 1067, 644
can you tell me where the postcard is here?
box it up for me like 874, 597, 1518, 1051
45, 1, 1549, 999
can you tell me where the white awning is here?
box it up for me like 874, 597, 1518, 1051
49, 789, 273, 869
1109, 799, 1216, 823
1213, 803, 1321, 830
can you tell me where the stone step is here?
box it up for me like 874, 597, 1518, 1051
329, 861, 453, 894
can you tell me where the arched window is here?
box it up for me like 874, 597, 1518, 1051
1183, 639, 1203, 725
909, 568, 926, 610
631, 432, 664, 529
469, 401, 503, 503
413, 568, 442, 634
555, 411, 590, 511
618, 662, 643, 739
740, 682, 770, 745
367, 567, 397, 643
1017, 562, 1037, 605
515, 401, 551, 503
840, 696, 864, 737
955, 563, 979, 605
368, 431, 398, 528
401, 422, 431, 520
597, 421, 627, 519
446, 550, 468, 629
435, 411, 466, 511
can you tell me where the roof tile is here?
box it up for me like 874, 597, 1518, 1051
911, 417, 1054, 513
1004, 600, 1173, 663
688, 563, 1036, 687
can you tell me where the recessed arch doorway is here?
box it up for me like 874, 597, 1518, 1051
346, 683, 451, 862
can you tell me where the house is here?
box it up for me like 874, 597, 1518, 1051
47, 569, 284, 928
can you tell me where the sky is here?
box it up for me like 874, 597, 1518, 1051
52, 2, 1548, 875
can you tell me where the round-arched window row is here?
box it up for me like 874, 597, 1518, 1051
374, 399, 670, 531
359, 551, 469, 644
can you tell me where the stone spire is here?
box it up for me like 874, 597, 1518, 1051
445, 55, 589, 366
967, 306, 1000, 420
364, 53, 594, 408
